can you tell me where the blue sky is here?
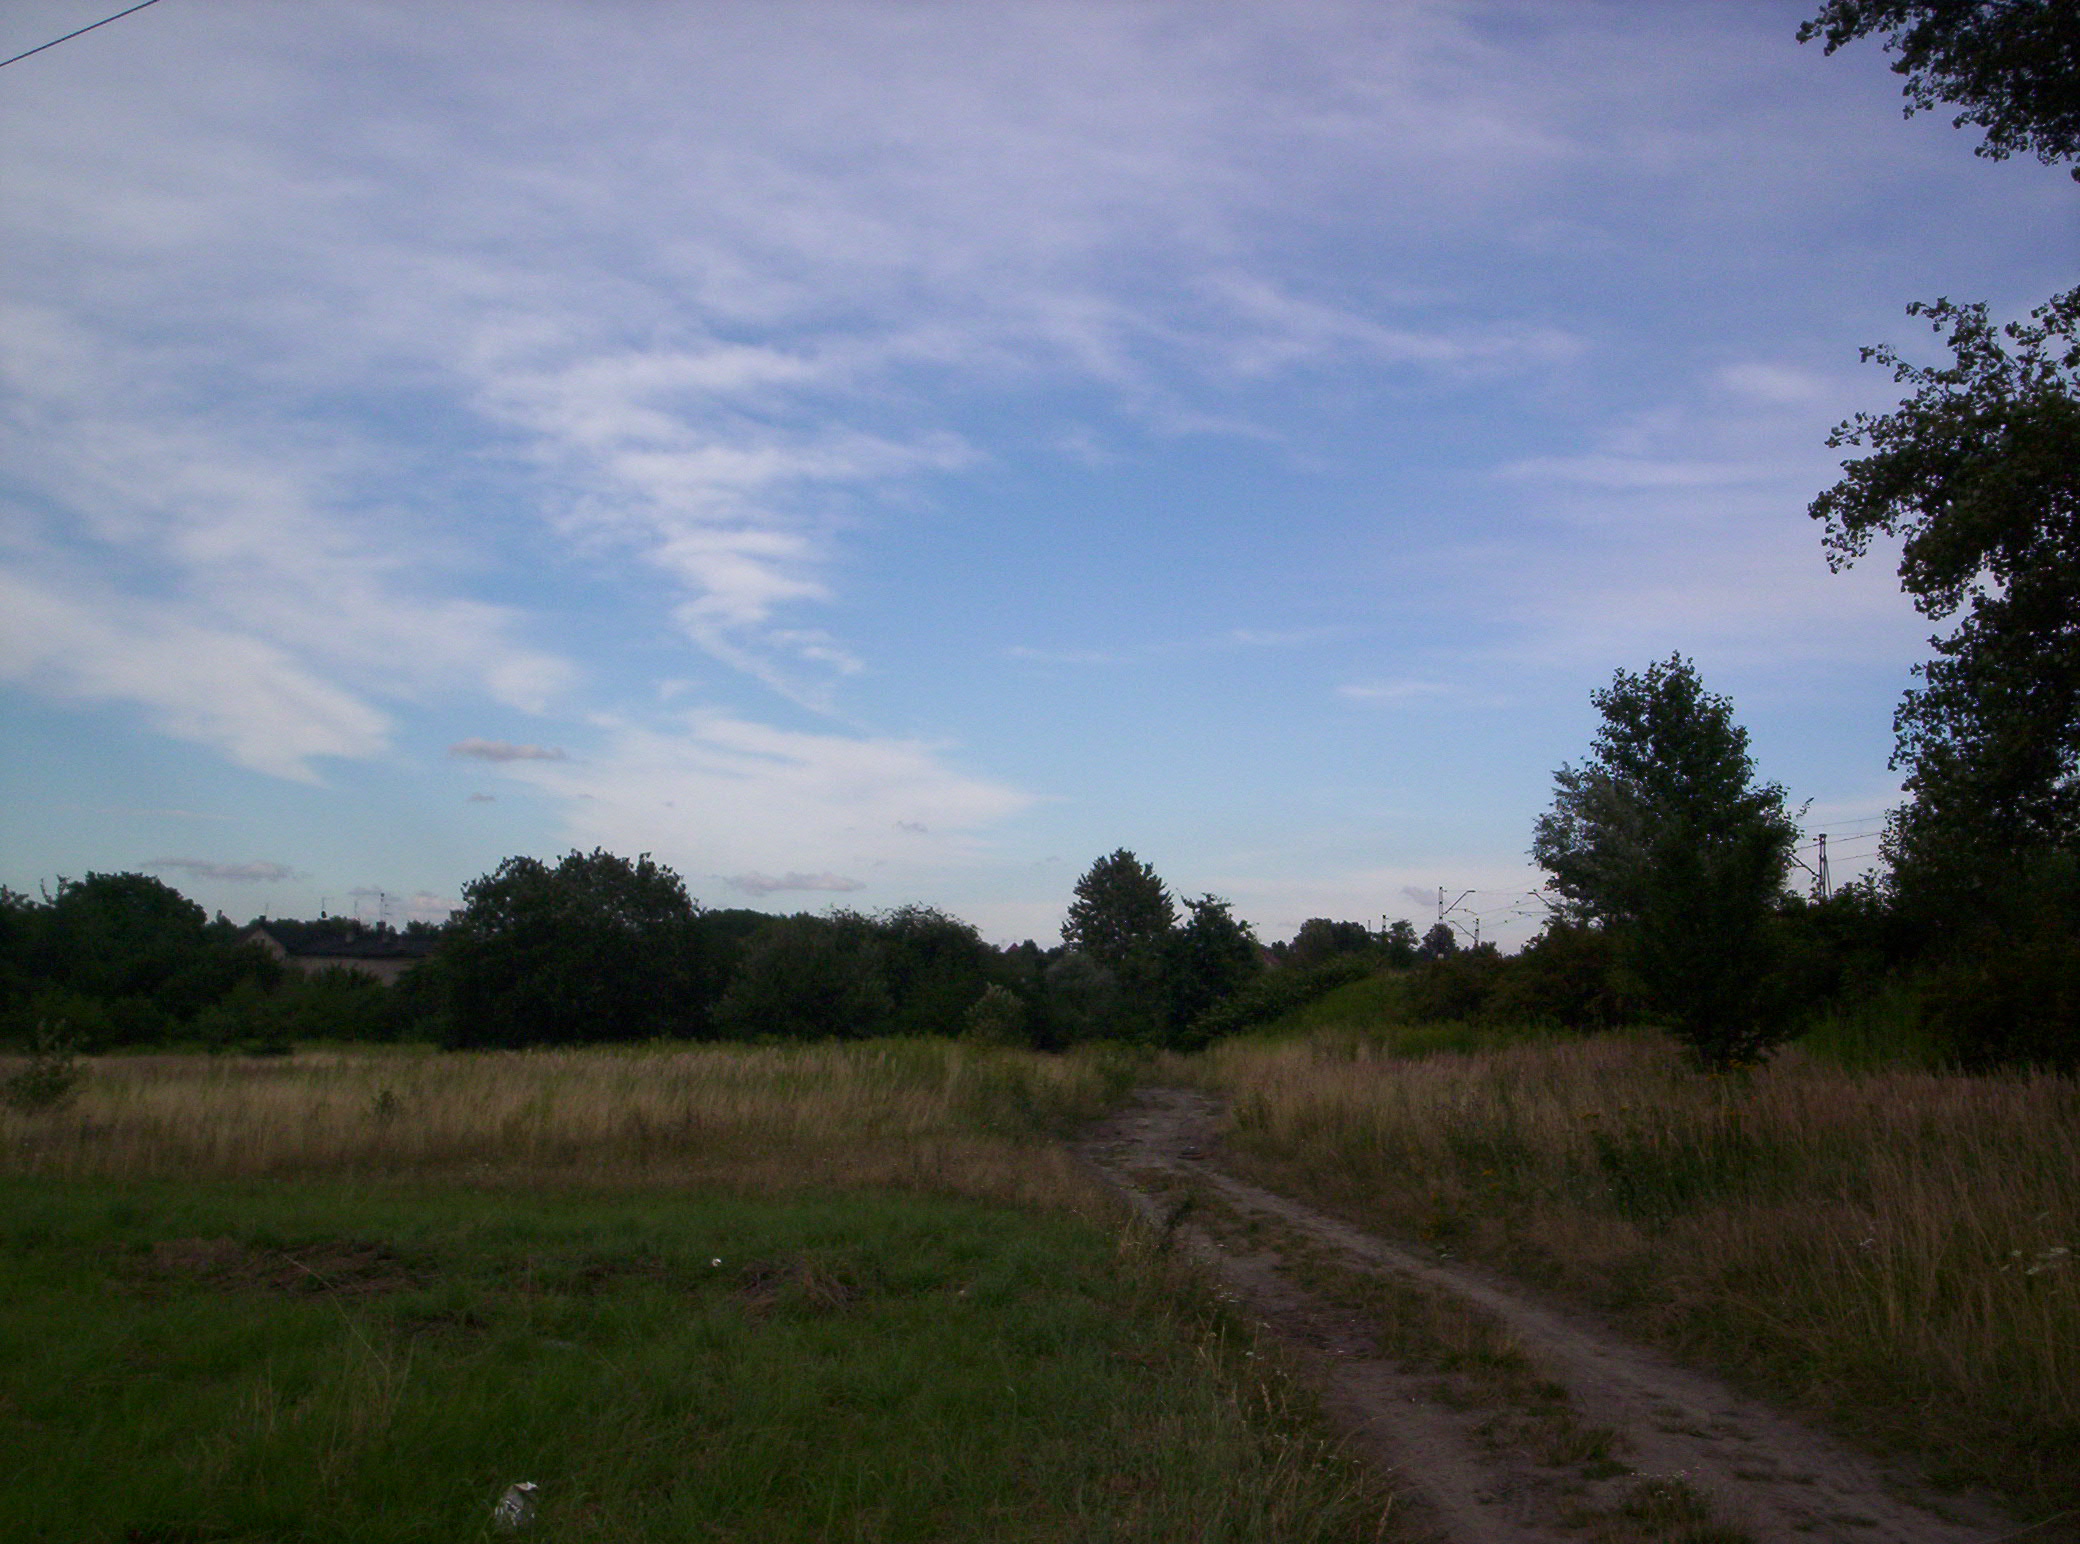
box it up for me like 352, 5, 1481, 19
2, 1, 2072, 949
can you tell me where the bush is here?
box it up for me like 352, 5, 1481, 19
1185, 956, 1375, 1044
442, 850, 708, 1048
1485, 923, 1634, 1031
1404, 948, 1503, 1023
1, 1028, 84, 1113
962, 983, 1032, 1048
1908, 850, 2080, 1072
714, 914, 894, 1040
1916, 938, 2080, 1072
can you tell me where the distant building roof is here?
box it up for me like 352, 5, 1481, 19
245, 924, 436, 961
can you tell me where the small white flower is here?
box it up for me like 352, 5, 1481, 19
492, 1481, 538, 1531
2024, 1245, 2070, 1277
712, 1257, 723, 1267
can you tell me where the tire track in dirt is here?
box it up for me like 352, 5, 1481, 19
1076, 1086, 2017, 1544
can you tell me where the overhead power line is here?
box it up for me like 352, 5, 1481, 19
0, 0, 165, 71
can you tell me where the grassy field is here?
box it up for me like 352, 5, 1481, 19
0, 1041, 1390, 1543
1189, 1019, 2080, 1526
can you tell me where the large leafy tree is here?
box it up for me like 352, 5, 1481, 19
1164, 894, 1261, 1038
712, 911, 893, 1041
1797, 1, 2080, 177
1062, 850, 1176, 969
1532, 657, 1798, 1066
441, 849, 706, 1048
1810, 290, 2080, 870
871, 904, 995, 1038
10, 873, 280, 1042
1284, 918, 1376, 969
1062, 850, 1177, 1039
1799, 1, 2080, 1065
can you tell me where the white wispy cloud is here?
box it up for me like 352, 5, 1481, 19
725, 871, 867, 897
1229, 626, 1347, 648
1496, 454, 1781, 490
1338, 680, 1453, 704
449, 739, 567, 763
147, 858, 299, 883
0, 299, 573, 778
0, 571, 391, 781
493, 711, 1033, 894
1008, 645, 1125, 667
3, 1, 1613, 733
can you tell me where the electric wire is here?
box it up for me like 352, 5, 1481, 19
0, 0, 165, 72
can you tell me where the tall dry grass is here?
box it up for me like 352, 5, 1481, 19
1198, 1031, 2080, 1517
0, 1039, 1135, 1211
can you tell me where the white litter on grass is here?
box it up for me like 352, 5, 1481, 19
492, 1481, 539, 1530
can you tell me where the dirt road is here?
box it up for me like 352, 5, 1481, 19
1077, 1086, 2019, 1544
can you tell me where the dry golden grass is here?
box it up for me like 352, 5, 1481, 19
0, 1039, 1132, 1212
1194, 1031, 2080, 1517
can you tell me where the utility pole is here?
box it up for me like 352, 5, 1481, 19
1816, 834, 1831, 902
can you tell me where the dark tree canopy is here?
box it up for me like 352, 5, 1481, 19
1811, 289, 2080, 856
1533, 657, 1796, 933
1532, 657, 1798, 1065
1418, 922, 1459, 961
853, 905, 993, 1039
1062, 850, 1176, 973
713, 911, 893, 1041
442, 849, 705, 1047
1165, 894, 1261, 1033
0, 873, 282, 1046
1285, 917, 1376, 969
1798, 1, 2080, 177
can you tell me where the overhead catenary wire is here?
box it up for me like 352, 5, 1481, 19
0, 0, 165, 71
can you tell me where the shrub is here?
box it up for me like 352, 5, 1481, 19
1485, 923, 1634, 1031
962, 983, 1032, 1048
1916, 936, 2080, 1072
1185, 956, 1375, 1044
714, 913, 894, 1040
1404, 948, 1503, 1023
1, 1028, 84, 1113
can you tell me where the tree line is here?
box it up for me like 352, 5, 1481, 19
0, 850, 1319, 1054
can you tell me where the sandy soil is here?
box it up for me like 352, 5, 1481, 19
1076, 1086, 2020, 1544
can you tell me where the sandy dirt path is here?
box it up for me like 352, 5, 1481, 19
1077, 1086, 2020, 1544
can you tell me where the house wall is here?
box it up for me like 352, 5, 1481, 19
289, 954, 416, 986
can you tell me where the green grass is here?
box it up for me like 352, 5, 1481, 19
0, 1175, 1381, 1543
1244, 970, 1568, 1057
1791, 977, 1949, 1071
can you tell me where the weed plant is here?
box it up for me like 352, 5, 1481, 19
1194, 1031, 2080, 1524
0, 1028, 85, 1113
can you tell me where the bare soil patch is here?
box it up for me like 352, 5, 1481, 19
141, 1237, 420, 1296
1077, 1086, 2021, 1544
